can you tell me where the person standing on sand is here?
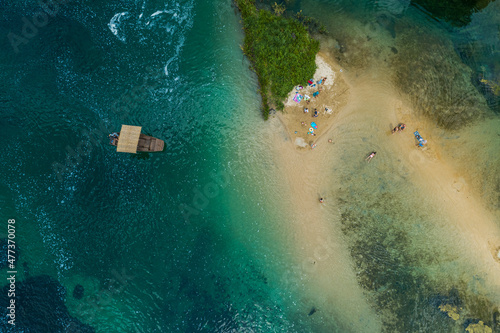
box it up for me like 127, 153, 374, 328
319, 198, 324, 203
365, 151, 376, 162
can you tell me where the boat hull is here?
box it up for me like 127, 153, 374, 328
110, 133, 164, 152
137, 134, 165, 152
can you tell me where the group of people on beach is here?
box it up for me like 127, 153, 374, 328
295, 77, 326, 106
299, 77, 330, 150
392, 124, 428, 148
303, 107, 320, 118
391, 123, 406, 134
363, 123, 427, 165
319, 122, 427, 203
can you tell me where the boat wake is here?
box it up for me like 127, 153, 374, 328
107, 0, 194, 77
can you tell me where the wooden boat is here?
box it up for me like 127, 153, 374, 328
110, 125, 164, 153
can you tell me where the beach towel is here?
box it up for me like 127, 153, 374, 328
317, 78, 324, 85
311, 122, 317, 129
293, 93, 303, 103
414, 131, 427, 147
307, 79, 314, 86
313, 91, 319, 97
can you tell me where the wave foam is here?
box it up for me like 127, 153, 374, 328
108, 12, 131, 43
108, 1, 194, 76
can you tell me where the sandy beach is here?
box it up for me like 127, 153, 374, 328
278, 52, 350, 151
267, 47, 500, 329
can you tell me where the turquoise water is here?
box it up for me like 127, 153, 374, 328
0, 0, 499, 332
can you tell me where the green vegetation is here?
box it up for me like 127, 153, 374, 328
234, 0, 320, 119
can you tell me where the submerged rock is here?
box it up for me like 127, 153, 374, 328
392, 29, 488, 129
0, 275, 95, 332
493, 310, 499, 329
376, 13, 396, 38
465, 320, 492, 333
439, 304, 460, 320
308, 307, 317, 316
73, 284, 85, 299
411, 0, 493, 27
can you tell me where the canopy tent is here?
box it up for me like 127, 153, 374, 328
117, 125, 142, 153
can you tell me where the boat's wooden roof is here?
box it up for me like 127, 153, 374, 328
117, 125, 142, 153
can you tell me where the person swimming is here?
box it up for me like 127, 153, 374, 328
365, 151, 376, 162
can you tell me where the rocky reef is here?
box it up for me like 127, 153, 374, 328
0, 275, 95, 333
392, 27, 489, 129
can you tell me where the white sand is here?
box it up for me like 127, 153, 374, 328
269, 53, 382, 332
284, 54, 338, 108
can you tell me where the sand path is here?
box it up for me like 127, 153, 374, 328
267, 55, 383, 332
269, 52, 500, 330
268, 119, 383, 332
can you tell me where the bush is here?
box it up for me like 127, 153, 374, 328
235, 0, 319, 118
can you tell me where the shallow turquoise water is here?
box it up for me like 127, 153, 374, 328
0, 0, 499, 332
